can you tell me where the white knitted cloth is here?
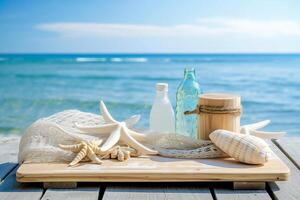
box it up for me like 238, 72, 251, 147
18, 110, 105, 163
19, 110, 226, 164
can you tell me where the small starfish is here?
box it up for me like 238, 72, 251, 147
59, 140, 103, 166
75, 101, 158, 156
101, 145, 138, 161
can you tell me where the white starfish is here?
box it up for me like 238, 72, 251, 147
240, 120, 286, 139
75, 101, 158, 155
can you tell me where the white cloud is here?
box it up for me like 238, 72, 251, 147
36, 19, 300, 38
196, 19, 300, 37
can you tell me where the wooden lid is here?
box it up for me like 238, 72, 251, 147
199, 93, 241, 109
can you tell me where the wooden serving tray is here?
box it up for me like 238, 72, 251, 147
17, 150, 289, 189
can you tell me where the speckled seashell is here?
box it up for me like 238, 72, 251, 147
209, 130, 271, 164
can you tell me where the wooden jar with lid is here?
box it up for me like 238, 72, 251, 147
185, 93, 241, 140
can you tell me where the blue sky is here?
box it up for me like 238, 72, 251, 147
0, 0, 300, 53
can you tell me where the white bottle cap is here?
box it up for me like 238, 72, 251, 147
156, 83, 168, 91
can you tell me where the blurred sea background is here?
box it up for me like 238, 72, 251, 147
0, 53, 299, 136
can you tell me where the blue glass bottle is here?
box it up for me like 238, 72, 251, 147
175, 68, 201, 138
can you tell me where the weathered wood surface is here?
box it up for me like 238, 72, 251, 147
214, 188, 272, 200
266, 140, 300, 200
0, 137, 299, 200
102, 184, 213, 200
215, 189, 271, 200
274, 137, 300, 170
0, 168, 43, 200
41, 186, 100, 200
0, 162, 18, 181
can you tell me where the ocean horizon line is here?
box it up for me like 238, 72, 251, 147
1, 52, 300, 56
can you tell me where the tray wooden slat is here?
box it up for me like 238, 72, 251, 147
17, 149, 289, 183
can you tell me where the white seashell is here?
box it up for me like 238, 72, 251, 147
209, 129, 271, 164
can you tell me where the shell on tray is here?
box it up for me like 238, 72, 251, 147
209, 129, 271, 164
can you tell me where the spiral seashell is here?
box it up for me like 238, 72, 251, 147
209, 129, 271, 164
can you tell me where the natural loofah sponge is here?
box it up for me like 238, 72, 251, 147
209, 129, 271, 164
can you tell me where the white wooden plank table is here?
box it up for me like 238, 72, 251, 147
41, 186, 101, 200
214, 188, 272, 200
0, 168, 43, 200
274, 137, 300, 170
102, 184, 213, 200
0, 138, 299, 200
0, 163, 18, 181
266, 140, 300, 200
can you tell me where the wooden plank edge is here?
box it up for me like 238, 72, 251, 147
16, 176, 289, 183
273, 139, 300, 170
266, 140, 300, 200
0, 167, 44, 200
0, 162, 18, 182
16, 166, 289, 183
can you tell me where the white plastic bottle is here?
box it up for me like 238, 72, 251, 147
149, 83, 175, 133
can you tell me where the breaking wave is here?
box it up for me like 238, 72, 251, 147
110, 57, 148, 63
75, 57, 148, 63
76, 57, 107, 62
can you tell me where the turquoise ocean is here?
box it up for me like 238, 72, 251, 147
0, 54, 299, 136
